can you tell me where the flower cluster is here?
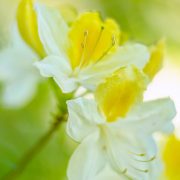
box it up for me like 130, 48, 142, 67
0, 0, 176, 179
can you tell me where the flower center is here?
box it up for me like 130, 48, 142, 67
68, 12, 120, 69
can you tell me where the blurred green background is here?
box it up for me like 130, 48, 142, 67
0, 0, 180, 179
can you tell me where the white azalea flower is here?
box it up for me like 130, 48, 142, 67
66, 67, 176, 180
0, 25, 40, 108
34, 4, 150, 93
0, 0, 45, 108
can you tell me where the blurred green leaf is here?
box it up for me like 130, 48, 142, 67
0, 82, 75, 180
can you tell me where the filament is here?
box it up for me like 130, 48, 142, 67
79, 30, 88, 68
133, 156, 156, 163
131, 165, 149, 173
95, 34, 116, 63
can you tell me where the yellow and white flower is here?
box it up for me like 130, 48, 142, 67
0, 0, 43, 108
66, 66, 176, 180
34, 3, 150, 93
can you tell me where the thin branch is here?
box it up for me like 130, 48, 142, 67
1, 114, 67, 180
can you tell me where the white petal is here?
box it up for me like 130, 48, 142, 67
67, 97, 105, 142
67, 132, 106, 180
78, 43, 150, 90
35, 3, 68, 56
148, 156, 162, 180
94, 165, 129, 180
2, 75, 38, 108
34, 55, 77, 93
0, 49, 39, 108
0, 24, 39, 79
117, 97, 176, 134
0, 26, 40, 107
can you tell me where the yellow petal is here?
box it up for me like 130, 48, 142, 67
68, 12, 120, 69
17, 0, 45, 57
143, 40, 165, 80
163, 135, 180, 179
95, 66, 148, 122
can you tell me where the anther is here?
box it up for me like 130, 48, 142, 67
94, 35, 117, 63
129, 151, 146, 157
132, 166, 149, 173
81, 43, 85, 49
101, 26, 105, 30
150, 156, 156, 161
84, 30, 88, 37
112, 35, 116, 46
122, 168, 127, 174
144, 156, 156, 162
78, 30, 89, 68
139, 153, 146, 157
133, 156, 156, 163
81, 30, 88, 49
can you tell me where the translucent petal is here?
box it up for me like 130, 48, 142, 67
67, 132, 106, 180
94, 165, 129, 180
78, 43, 150, 91
35, 3, 69, 56
34, 55, 76, 93
116, 97, 176, 134
67, 98, 105, 142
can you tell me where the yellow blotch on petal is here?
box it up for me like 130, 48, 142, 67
68, 12, 120, 69
143, 40, 165, 80
163, 135, 180, 180
95, 66, 147, 122
17, 0, 45, 57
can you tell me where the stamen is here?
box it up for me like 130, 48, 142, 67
131, 166, 149, 173
129, 151, 146, 157
112, 35, 116, 46
88, 25, 105, 60
133, 156, 156, 163
95, 34, 116, 63
79, 30, 88, 68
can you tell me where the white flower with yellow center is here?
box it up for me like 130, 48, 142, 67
66, 66, 176, 180
0, 0, 44, 108
34, 3, 150, 93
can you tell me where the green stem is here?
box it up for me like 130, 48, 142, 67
1, 114, 67, 180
